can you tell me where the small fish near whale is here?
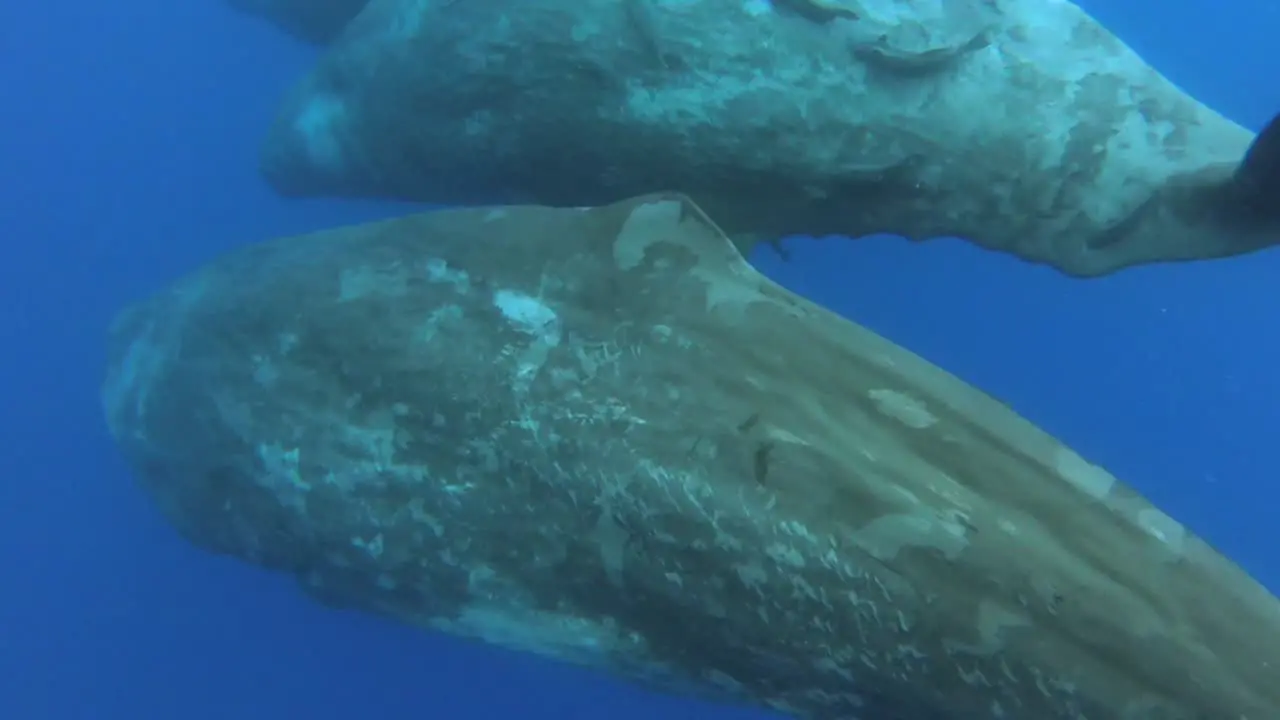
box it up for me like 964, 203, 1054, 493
247, 0, 1280, 276
102, 193, 1280, 719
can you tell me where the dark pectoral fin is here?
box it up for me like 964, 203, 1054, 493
1231, 111, 1280, 222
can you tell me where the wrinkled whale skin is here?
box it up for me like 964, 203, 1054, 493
103, 194, 1280, 719
259, 0, 1278, 276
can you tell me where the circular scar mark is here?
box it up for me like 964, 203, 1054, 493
867, 388, 938, 429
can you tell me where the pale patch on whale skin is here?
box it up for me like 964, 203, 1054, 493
261, 0, 1280, 276
293, 93, 348, 174
492, 289, 562, 394
104, 195, 1280, 720
867, 388, 937, 429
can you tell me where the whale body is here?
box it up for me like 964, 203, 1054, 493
253, 0, 1280, 276
102, 194, 1280, 719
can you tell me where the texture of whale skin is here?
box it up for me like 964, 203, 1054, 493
103, 194, 1280, 719
254, 0, 1279, 276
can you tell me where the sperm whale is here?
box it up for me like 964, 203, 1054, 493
255, 0, 1280, 275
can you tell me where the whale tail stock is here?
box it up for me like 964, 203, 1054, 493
1228, 111, 1280, 224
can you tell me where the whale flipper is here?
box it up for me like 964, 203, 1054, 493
1231, 112, 1280, 223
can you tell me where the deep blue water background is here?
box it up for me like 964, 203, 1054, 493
1, 1, 1277, 717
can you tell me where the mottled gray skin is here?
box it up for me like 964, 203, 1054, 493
226, 0, 369, 43
256, 0, 1277, 276
103, 194, 1280, 719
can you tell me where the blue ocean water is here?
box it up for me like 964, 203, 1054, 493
0, 0, 1276, 717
